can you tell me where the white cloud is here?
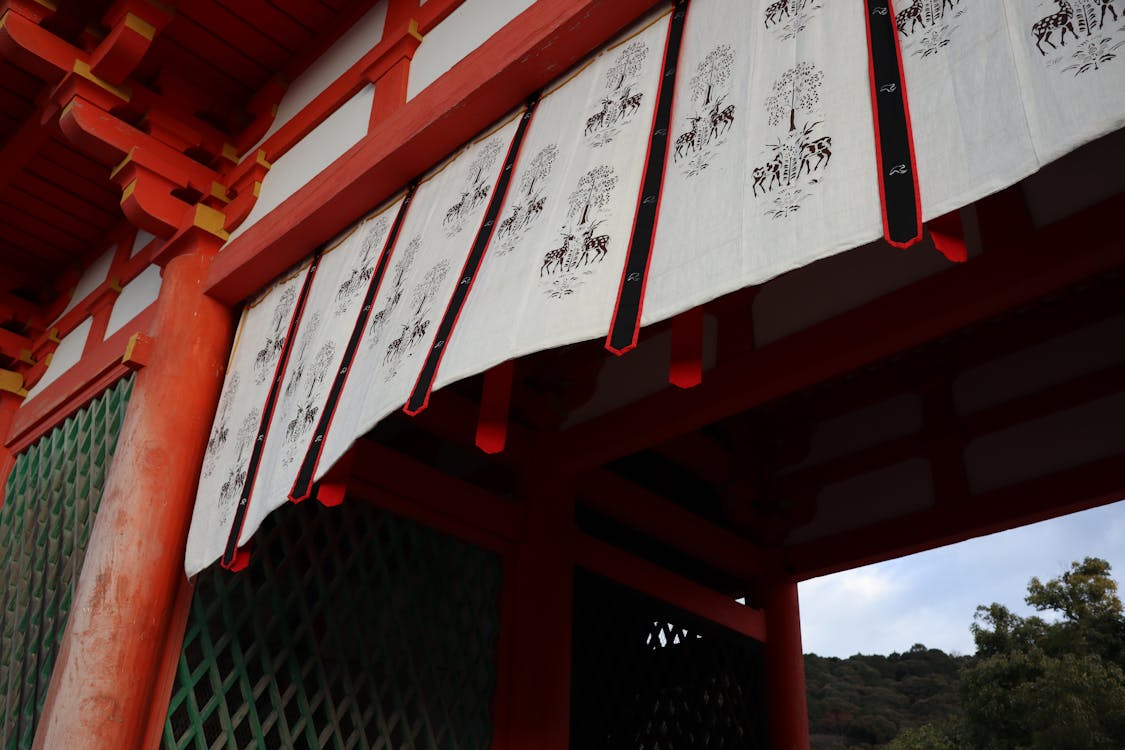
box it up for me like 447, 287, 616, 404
798, 500, 1125, 657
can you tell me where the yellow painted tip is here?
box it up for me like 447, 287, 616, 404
18, 349, 34, 365
120, 179, 137, 203
47, 327, 61, 344
0, 369, 27, 398
109, 277, 123, 293
210, 182, 231, 203
194, 203, 230, 241
222, 143, 239, 163
110, 148, 137, 180
256, 149, 272, 169
408, 18, 423, 42
124, 12, 156, 40
72, 59, 131, 102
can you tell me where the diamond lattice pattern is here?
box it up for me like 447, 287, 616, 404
570, 570, 768, 749
163, 498, 501, 750
0, 375, 134, 749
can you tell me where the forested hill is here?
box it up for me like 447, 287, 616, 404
805, 645, 968, 749
803, 557, 1125, 749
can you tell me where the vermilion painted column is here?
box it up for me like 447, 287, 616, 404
765, 578, 811, 750
0, 389, 22, 506
33, 232, 233, 750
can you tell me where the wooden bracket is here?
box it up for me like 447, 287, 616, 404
122, 332, 153, 370
0, 368, 28, 397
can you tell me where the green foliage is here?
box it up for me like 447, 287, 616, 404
807, 558, 1125, 749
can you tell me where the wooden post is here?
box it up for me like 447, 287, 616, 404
32, 231, 233, 750
765, 577, 811, 750
503, 475, 574, 750
0, 389, 22, 505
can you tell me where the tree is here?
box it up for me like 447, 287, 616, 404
567, 165, 617, 225
468, 137, 503, 186
606, 41, 648, 91
886, 722, 958, 750
519, 144, 558, 197
960, 558, 1125, 749
765, 61, 823, 132
689, 44, 733, 105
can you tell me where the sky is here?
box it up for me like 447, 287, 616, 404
797, 499, 1125, 658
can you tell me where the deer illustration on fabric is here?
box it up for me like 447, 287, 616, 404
764, 0, 791, 27
202, 372, 240, 479
251, 285, 297, 385
497, 144, 559, 256
1029, 0, 1124, 74
754, 63, 832, 219
764, 0, 822, 41
895, 0, 973, 59
585, 40, 649, 148
381, 260, 450, 378
676, 44, 738, 177
335, 217, 389, 315
216, 408, 260, 529
674, 116, 703, 161
540, 165, 617, 298
442, 137, 503, 237
1033, 0, 1079, 54
897, 0, 926, 35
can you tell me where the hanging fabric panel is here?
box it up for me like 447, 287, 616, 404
185, 0, 1125, 576
434, 10, 670, 391
186, 263, 314, 576
310, 116, 522, 491
642, 0, 884, 326
239, 196, 405, 541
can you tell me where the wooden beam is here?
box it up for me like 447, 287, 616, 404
574, 468, 768, 582
574, 532, 767, 642
536, 190, 1125, 473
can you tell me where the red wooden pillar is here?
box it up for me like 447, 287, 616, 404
32, 231, 233, 750
765, 578, 811, 750
0, 389, 22, 505
503, 476, 574, 750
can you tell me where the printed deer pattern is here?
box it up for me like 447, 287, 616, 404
754, 61, 832, 219
676, 43, 739, 177
497, 143, 559, 256
335, 217, 390, 315
584, 40, 651, 148
251, 285, 298, 385
442, 136, 504, 237
540, 165, 618, 299
215, 407, 260, 530
894, 0, 971, 59
764, 0, 823, 42
1027, 0, 1125, 75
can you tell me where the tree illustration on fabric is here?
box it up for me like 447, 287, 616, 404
689, 44, 734, 106
766, 62, 822, 133
202, 372, 240, 479
568, 166, 617, 226
520, 144, 559, 197
366, 236, 420, 354
541, 166, 617, 298
754, 63, 832, 219
336, 217, 390, 314
444, 137, 504, 236
382, 259, 451, 379
282, 340, 337, 466
216, 407, 260, 528
498, 144, 559, 255
676, 44, 739, 178
606, 41, 649, 91
252, 285, 297, 385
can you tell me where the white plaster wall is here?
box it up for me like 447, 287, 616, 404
247, 0, 388, 156
24, 318, 92, 401
105, 264, 162, 338
407, 0, 536, 100
60, 247, 114, 318
229, 84, 377, 242
131, 229, 155, 257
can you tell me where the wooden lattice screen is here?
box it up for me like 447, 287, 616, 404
0, 375, 134, 749
162, 498, 502, 750
570, 569, 769, 749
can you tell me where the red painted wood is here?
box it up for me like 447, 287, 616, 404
476, 360, 515, 454
505, 476, 574, 750
574, 532, 768, 642
32, 236, 233, 750
537, 189, 1125, 473
764, 578, 811, 750
4, 306, 155, 453
574, 468, 768, 582
669, 306, 703, 389
207, 0, 665, 304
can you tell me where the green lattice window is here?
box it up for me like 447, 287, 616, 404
0, 375, 134, 749
163, 499, 501, 750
